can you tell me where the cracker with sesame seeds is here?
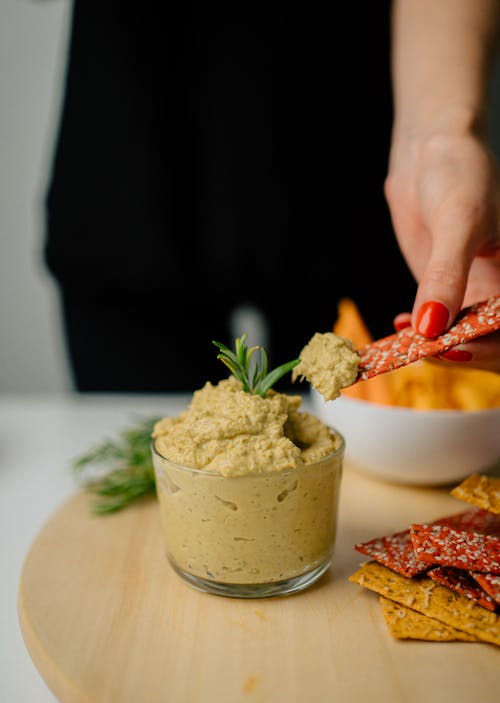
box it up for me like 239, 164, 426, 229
451, 473, 500, 515
349, 561, 500, 646
357, 295, 500, 380
428, 566, 498, 612
378, 596, 479, 642
471, 572, 500, 607
353, 508, 492, 579
354, 529, 430, 578
410, 515, 500, 575
436, 507, 500, 532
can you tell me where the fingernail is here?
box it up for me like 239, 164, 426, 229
394, 313, 411, 332
416, 301, 449, 337
438, 349, 473, 362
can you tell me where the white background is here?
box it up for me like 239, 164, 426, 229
0, 0, 72, 394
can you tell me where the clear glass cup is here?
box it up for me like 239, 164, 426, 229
151, 432, 344, 598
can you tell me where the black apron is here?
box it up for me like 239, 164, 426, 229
44, 1, 416, 391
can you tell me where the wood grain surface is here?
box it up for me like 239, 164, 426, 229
18, 465, 500, 703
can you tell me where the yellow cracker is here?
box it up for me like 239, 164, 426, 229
450, 473, 500, 514
379, 596, 478, 642
349, 561, 500, 646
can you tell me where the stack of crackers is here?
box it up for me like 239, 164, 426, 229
349, 473, 500, 645
334, 298, 500, 410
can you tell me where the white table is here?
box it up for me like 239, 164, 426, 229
0, 393, 192, 703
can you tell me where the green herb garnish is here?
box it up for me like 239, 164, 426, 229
72, 417, 159, 514
74, 335, 299, 514
212, 334, 300, 397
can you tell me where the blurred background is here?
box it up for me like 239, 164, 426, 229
1, 0, 72, 393
2, 0, 500, 394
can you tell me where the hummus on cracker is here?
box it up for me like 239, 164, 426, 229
293, 332, 360, 401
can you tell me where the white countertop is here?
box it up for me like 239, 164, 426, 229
0, 392, 194, 703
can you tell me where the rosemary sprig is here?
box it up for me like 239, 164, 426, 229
212, 334, 300, 397
72, 417, 160, 514
74, 335, 298, 513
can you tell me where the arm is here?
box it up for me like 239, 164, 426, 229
385, 0, 500, 371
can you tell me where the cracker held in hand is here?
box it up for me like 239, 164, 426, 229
349, 561, 500, 646
357, 295, 500, 381
451, 473, 500, 515
378, 596, 478, 642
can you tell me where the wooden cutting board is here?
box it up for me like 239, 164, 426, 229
18, 466, 500, 703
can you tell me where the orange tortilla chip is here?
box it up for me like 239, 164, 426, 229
379, 596, 478, 642
333, 298, 394, 405
451, 474, 500, 515
349, 561, 500, 646
333, 298, 373, 348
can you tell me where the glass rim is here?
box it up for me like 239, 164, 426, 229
151, 428, 345, 478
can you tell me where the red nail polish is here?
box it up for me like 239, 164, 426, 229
394, 313, 411, 332
438, 349, 473, 362
416, 301, 449, 337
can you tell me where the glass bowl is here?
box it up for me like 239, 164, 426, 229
151, 434, 344, 598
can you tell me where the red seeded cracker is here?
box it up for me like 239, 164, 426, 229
410, 518, 500, 575
471, 572, 500, 606
354, 508, 497, 578
357, 295, 500, 380
354, 529, 430, 578
428, 566, 498, 612
435, 508, 500, 533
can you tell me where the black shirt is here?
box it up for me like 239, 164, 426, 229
44, 1, 417, 390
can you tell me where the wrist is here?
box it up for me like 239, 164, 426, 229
392, 103, 487, 145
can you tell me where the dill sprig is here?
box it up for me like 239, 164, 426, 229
212, 334, 300, 397
72, 417, 160, 514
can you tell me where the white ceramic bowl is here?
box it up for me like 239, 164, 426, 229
311, 388, 500, 486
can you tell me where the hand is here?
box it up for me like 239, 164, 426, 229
385, 128, 500, 373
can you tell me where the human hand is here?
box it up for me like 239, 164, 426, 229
385, 128, 500, 373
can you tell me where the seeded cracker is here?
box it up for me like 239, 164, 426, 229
428, 566, 497, 612
471, 572, 500, 606
436, 507, 500, 532
451, 474, 500, 515
354, 529, 430, 578
410, 520, 500, 574
353, 508, 494, 579
349, 561, 500, 646
379, 596, 478, 642
357, 295, 500, 380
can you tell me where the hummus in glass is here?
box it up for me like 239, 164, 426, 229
151, 377, 344, 597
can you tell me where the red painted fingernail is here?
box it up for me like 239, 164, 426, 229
438, 349, 473, 362
416, 301, 449, 337
394, 313, 412, 332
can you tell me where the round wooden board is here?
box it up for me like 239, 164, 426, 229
18, 468, 500, 703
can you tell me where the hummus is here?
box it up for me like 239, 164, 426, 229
151, 376, 344, 592
293, 332, 360, 401
152, 376, 339, 476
